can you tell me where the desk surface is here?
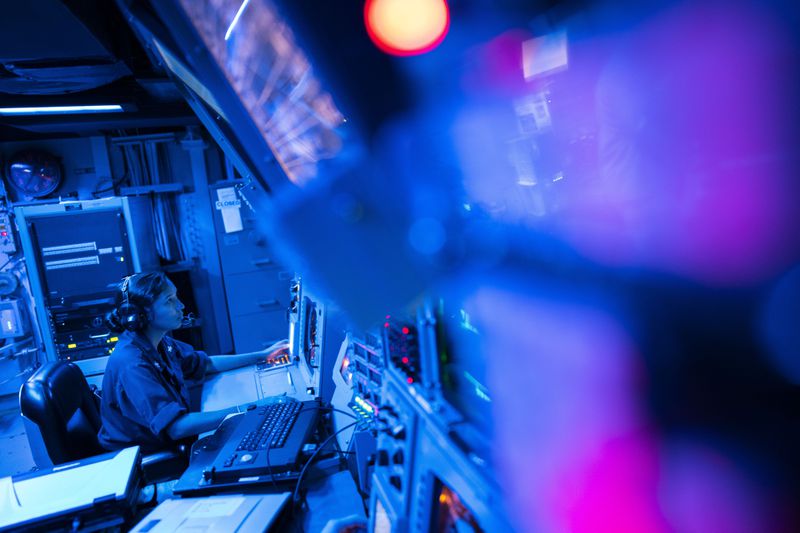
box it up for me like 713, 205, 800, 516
201, 363, 315, 412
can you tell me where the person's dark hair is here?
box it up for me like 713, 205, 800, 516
105, 272, 171, 333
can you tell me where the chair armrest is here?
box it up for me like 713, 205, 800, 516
140, 449, 189, 485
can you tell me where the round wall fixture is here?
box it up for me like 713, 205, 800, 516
0, 272, 19, 296
7, 149, 63, 198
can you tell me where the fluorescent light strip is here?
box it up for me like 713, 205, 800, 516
225, 0, 251, 41
0, 105, 124, 116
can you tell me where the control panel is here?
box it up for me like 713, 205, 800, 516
303, 296, 323, 370
372, 375, 418, 522
0, 212, 16, 254
331, 331, 383, 443
329, 331, 384, 496
256, 353, 292, 371
383, 316, 422, 386
288, 276, 341, 400
347, 332, 384, 419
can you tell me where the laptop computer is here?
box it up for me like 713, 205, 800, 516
0, 447, 140, 531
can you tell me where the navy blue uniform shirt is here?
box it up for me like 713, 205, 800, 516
98, 330, 210, 453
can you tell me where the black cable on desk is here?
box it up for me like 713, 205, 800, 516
325, 407, 362, 421
292, 420, 364, 509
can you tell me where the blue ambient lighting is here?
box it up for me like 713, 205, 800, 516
0, 105, 124, 116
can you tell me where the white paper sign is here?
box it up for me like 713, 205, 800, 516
216, 187, 243, 233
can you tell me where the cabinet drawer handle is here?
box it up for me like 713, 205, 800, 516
251, 257, 273, 267
258, 299, 281, 309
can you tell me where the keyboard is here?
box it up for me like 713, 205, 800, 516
208, 399, 320, 482
236, 401, 302, 451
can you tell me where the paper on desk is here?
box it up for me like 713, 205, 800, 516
186, 496, 245, 518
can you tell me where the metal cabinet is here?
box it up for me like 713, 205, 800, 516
211, 183, 291, 353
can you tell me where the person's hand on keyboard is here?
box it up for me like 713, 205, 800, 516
261, 339, 290, 363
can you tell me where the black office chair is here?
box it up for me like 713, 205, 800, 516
19, 361, 187, 484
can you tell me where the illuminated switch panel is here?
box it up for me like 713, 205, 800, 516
257, 353, 293, 371
0, 299, 26, 338
383, 317, 421, 385
0, 212, 16, 253
345, 334, 384, 419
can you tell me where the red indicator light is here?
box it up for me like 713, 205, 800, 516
384, 322, 390, 328
401, 357, 409, 364
401, 326, 410, 335
0, 232, 6, 237
364, 0, 450, 57
407, 377, 414, 384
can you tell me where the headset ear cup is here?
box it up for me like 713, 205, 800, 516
118, 302, 146, 331
104, 308, 124, 332
118, 275, 150, 332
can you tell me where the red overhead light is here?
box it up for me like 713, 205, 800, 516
364, 0, 450, 57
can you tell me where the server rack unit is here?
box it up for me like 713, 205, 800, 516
15, 197, 158, 382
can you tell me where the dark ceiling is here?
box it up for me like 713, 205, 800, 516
0, 0, 195, 141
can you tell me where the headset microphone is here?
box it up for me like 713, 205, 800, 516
181, 312, 196, 328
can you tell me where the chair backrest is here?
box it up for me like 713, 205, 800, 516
19, 361, 106, 465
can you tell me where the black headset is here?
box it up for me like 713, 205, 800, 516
118, 275, 148, 332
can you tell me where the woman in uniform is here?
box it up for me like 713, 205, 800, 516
97, 271, 288, 453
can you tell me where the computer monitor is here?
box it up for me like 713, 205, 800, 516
435, 299, 493, 444
288, 277, 325, 397
431, 478, 485, 533
27, 209, 133, 307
